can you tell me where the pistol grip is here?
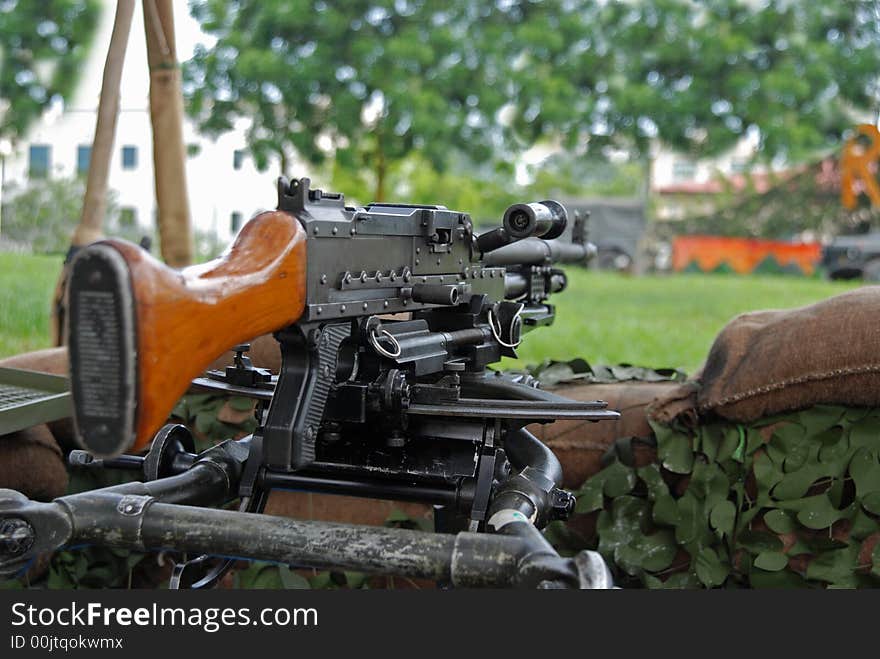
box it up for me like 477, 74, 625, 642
262, 322, 352, 470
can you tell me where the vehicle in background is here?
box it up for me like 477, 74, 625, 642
560, 197, 645, 273
822, 232, 880, 280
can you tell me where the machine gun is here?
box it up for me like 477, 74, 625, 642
0, 177, 619, 589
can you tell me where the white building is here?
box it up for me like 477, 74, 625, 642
1, 1, 291, 248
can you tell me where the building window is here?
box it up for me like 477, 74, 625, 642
231, 211, 243, 233
672, 159, 696, 181
233, 149, 245, 170
76, 145, 91, 176
121, 145, 138, 170
729, 158, 748, 174
119, 207, 137, 227
28, 144, 51, 178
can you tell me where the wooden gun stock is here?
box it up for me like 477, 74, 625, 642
67, 210, 307, 457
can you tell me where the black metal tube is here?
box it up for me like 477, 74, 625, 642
410, 284, 461, 305
142, 503, 459, 580
504, 271, 568, 300
502, 202, 566, 239
87, 462, 233, 507
483, 238, 591, 266
136, 503, 530, 586
503, 428, 563, 488
459, 372, 574, 403
260, 471, 459, 506
504, 272, 528, 298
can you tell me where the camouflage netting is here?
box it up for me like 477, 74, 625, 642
564, 405, 880, 588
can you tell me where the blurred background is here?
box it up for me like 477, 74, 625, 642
1, 0, 880, 371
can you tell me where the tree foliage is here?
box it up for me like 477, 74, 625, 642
502, 1, 880, 162
185, 1, 880, 201
0, 0, 100, 143
0, 177, 121, 254
185, 0, 512, 200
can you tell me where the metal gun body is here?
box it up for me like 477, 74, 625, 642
0, 176, 620, 589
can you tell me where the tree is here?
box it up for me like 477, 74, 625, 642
186, 1, 880, 205
0, 177, 119, 254
524, 151, 644, 200
497, 1, 880, 163
184, 0, 509, 201
0, 0, 101, 143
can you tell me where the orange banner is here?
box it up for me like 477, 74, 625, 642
672, 235, 822, 275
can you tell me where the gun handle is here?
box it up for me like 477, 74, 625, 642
68, 210, 307, 457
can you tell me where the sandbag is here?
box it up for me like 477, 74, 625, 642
699, 286, 880, 423
0, 347, 68, 375
0, 425, 68, 500
265, 491, 432, 527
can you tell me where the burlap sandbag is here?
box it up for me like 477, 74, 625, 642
699, 286, 880, 422
0, 425, 68, 500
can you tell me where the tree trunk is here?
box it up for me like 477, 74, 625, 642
144, 0, 193, 267
634, 149, 654, 276
50, 0, 135, 345
279, 150, 290, 179
374, 143, 387, 203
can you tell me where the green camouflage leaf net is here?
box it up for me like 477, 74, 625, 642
570, 404, 880, 588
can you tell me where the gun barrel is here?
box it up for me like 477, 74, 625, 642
483, 237, 596, 267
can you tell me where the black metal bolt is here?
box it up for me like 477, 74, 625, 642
0, 518, 35, 557
549, 489, 576, 521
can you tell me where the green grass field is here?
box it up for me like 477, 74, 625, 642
0, 253, 861, 374
0, 252, 63, 358
508, 269, 860, 375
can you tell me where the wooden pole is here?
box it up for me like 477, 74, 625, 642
51, 0, 136, 344
143, 0, 193, 267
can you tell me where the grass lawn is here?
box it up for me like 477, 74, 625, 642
0, 252, 862, 374
0, 252, 63, 358
507, 269, 860, 375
